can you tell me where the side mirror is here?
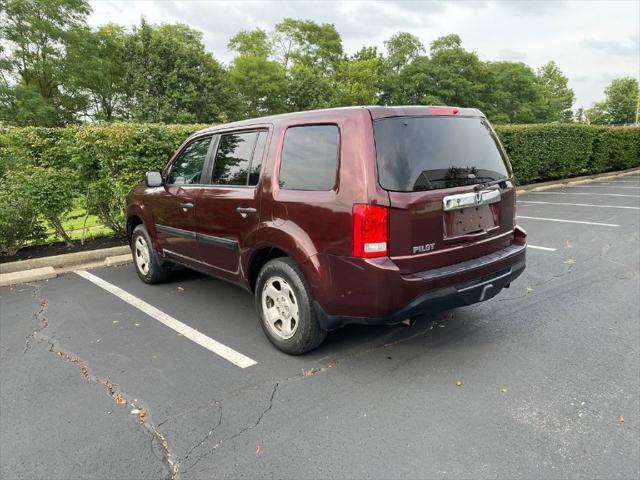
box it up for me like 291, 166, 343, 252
145, 171, 163, 187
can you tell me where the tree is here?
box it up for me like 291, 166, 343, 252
581, 102, 608, 124
270, 19, 344, 112
427, 34, 485, 108
386, 56, 438, 105
274, 18, 343, 73
0, 83, 57, 125
603, 77, 638, 124
383, 32, 425, 73
122, 21, 236, 123
228, 29, 271, 58
0, 0, 91, 125
228, 55, 287, 118
65, 24, 127, 120
333, 52, 383, 106
536, 61, 574, 122
584, 77, 639, 125
483, 61, 542, 123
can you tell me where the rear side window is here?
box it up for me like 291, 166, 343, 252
279, 125, 339, 191
374, 117, 511, 192
249, 131, 267, 186
212, 131, 266, 186
167, 137, 211, 185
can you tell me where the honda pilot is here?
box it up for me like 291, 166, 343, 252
126, 106, 527, 354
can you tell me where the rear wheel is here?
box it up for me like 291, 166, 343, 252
131, 224, 170, 284
255, 258, 326, 354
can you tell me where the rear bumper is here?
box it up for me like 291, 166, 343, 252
314, 242, 526, 330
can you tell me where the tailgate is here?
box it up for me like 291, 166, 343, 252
373, 113, 516, 275
388, 185, 516, 274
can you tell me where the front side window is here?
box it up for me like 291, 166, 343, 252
279, 125, 339, 191
211, 132, 260, 185
167, 137, 211, 185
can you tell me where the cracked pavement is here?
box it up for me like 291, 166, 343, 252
1, 180, 639, 479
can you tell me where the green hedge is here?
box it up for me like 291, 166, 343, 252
494, 124, 640, 185
0, 122, 638, 255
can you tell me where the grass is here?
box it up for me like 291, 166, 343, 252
30, 199, 116, 246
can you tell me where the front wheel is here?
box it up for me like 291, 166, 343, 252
131, 224, 170, 284
255, 258, 327, 354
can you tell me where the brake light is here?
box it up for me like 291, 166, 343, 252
352, 204, 388, 258
430, 107, 459, 115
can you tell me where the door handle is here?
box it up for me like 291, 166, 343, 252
236, 206, 257, 217
180, 202, 194, 209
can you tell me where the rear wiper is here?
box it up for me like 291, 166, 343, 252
473, 177, 510, 191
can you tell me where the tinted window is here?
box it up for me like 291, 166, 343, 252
167, 137, 211, 185
374, 117, 511, 192
249, 131, 267, 186
212, 132, 258, 185
279, 125, 339, 191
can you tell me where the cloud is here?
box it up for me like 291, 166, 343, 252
581, 37, 640, 56
497, 49, 527, 62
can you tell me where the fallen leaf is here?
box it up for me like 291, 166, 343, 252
526, 286, 533, 293
134, 322, 140, 327
112, 320, 119, 324
177, 286, 184, 292
437, 324, 445, 328
112, 392, 127, 404
96, 338, 101, 343
130, 408, 141, 415
564, 258, 575, 265
138, 409, 146, 419
303, 368, 317, 377
500, 388, 508, 393
565, 240, 573, 249
456, 380, 463, 387
255, 446, 261, 454
618, 415, 625, 423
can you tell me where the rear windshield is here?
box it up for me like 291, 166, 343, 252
374, 117, 511, 192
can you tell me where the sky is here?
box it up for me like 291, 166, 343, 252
87, 0, 640, 109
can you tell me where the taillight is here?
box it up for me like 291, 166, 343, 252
430, 107, 459, 115
352, 204, 388, 258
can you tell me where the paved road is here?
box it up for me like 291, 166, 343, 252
2, 176, 639, 479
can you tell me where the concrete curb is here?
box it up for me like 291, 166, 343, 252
1, 245, 130, 275
515, 167, 640, 194
0, 267, 58, 287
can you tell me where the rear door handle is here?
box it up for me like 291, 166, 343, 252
236, 206, 257, 217
180, 202, 194, 209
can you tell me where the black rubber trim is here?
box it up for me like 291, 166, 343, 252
156, 224, 195, 239
413, 243, 526, 281
314, 249, 526, 330
197, 232, 238, 250
155, 224, 238, 250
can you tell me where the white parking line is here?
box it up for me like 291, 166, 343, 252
526, 191, 640, 198
517, 215, 620, 227
75, 270, 257, 369
518, 201, 640, 210
527, 245, 557, 252
570, 185, 640, 189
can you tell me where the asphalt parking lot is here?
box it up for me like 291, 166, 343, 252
1, 175, 639, 480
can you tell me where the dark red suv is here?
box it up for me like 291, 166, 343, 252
126, 106, 527, 354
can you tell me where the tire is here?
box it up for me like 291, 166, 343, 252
255, 257, 327, 355
131, 224, 170, 284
